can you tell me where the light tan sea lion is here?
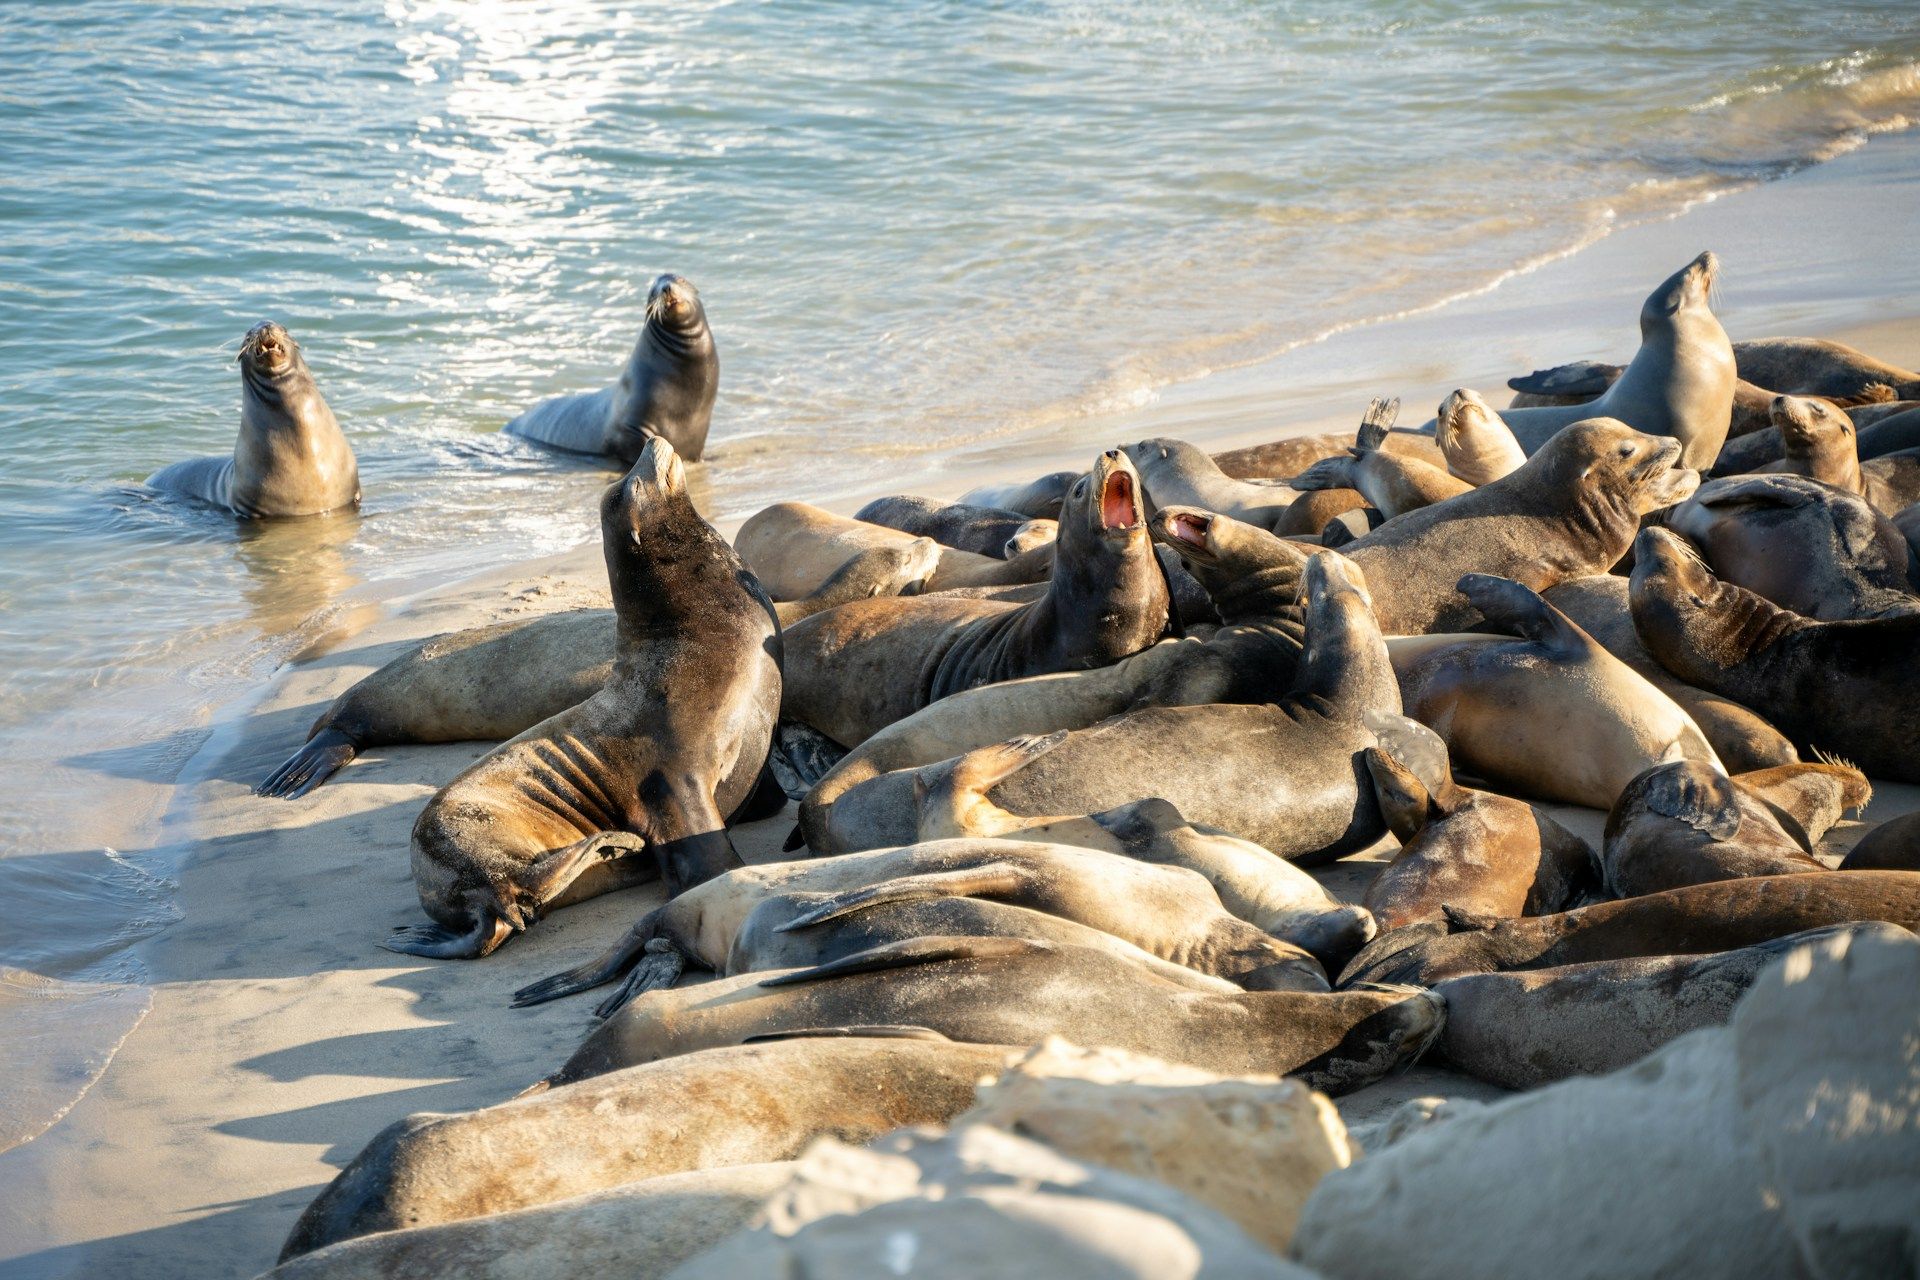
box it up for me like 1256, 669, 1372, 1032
1120, 436, 1299, 531
1434, 388, 1526, 486
1289, 397, 1472, 517
1211, 429, 1447, 481
736, 501, 1053, 599
1732, 336, 1920, 401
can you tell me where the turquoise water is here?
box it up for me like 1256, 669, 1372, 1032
2, 0, 1918, 1148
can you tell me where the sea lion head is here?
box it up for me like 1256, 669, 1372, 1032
238, 321, 300, 378
1629, 526, 1721, 626
1435, 388, 1496, 455
1059, 448, 1147, 553
602, 436, 688, 547
645, 273, 708, 334
1770, 394, 1854, 451
1640, 250, 1719, 333
1537, 418, 1701, 514
1151, 504, 1309, 599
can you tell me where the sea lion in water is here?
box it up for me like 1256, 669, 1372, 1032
1630, 526, 1920, 782
1432, 923, 1898, 1090
853, 494, 1058, 558
279, 1037, 1021, 1260
1359, 739, 1597, 933
1289, 397, 1473, 517
1120, 437, 1298, 531
1448, 253, 1735, 470
1388, 573, 1732, 818
511, 836, 1324, 1012
1336, 418, 1701, 634
1211, 428, 1447, 481
779, 449, 1169, 747
958, 470, 1079, 520
1662, 474, 1919, 621
146, 322, 359, 518
256, 540, 935, 799
1731, 336, 1920, 401
548, 935, 1444, 1097
1339, 870, 1920, 988
1434, 388, 1525, 486
504, 274, 719, 463
1542, 575, 1799, 772
736, 501, 1052, 599
384, 440, 780, 959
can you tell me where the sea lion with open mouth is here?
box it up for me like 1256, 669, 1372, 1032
146, 321, 359, 518
778, 448, 1170, 747
505, 273, 719, 463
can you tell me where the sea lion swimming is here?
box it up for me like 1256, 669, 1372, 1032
735, 501, 1052, 599
1630, 526, 1920, 782
853, 494, 1058, 558
779, 448, 1170, 747
383, 440, 780, 959
504, 274, 719, 463
1433, 388, 1526, 486
146, 322, 359, 518
1336, 417, 1701, 634
1289, 397, 1473, 517
547, 935, 1444, 1097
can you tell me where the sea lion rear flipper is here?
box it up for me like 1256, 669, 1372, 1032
759, 935, 1049, 987
771, 863, 1033, 933
1355, 396, 1399, 452
1335, 920, 1450, 988
511, 907, 671, 1009
742, 1025, 954, 1044
1640, 764, 1743, 842
729, 760, 790, 825
381, 915, 511, 960
768, 719, 850, 800
1506, 360, 1622, 397
255, 728, 358, 800
1362, 711, 1452, 808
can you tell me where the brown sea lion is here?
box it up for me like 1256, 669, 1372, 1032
1275, 486, 1372, 536
958, 470, 1080, 520
1211, 428, 1447, 481
1337, 418, 1700, 634
146, 322, 359, 518
548, 935, 1444, 1097
383, 440, 780, 959
1630, 526, 1920, 782
1434, 389, 1526, 486
1289, 397, 1473, 517
854, 494, 1059, 558
1731, 336, 1920, 401
736, 501, 1053, 599
1713, 398, 1920, 475
1839, 811, 1920, 872
1120, 437, 1299, 531
505, 274, 719, 463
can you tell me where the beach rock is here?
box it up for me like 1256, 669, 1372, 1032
669, 1125, 1313, 1280
256, 1162, 794, 1280
958, 1037, 1352, 1252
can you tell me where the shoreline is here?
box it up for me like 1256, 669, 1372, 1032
4, 128, 1919, 1279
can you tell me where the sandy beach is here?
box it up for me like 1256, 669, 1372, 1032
3, 124, 1919, 1280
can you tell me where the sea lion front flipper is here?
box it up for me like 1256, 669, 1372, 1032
1456, 573, 1588, 651
1335, 920, 1450, 989
1290, 456, 1358, 492
591, 939, 687, 1019
255, 728, 358, 800
1362, 711, 1452, 807
1639, 763, 1743, 842
758, 935, 1049, 987
770, 863, 1033, 933
768, 719, 850, 800
1506, 360, 1622, 397
742, 1025, 954, 1044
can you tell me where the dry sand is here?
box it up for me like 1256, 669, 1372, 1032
3, 132, 1919, 1280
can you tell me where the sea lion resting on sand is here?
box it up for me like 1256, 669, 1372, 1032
1434, 388, 1526, 486
1508, 362, 1894, 441
737, 501, 1053, 599
1630, 526, 1920, 783
255, 539, 936, 800
1289, 397, 1472, 517
959, 470, 1080, 520
1120, 436, 1299, 531
1762, 395, 1920, 516
505, 274, 719, 464
546, 935, 1444, 1098
1209, 427, 1447, 482
854, 494, 1058, 558
1731, 336, 1920, 402
384, 440, 780, 959
780, 448, 1170, 747
146, 322, 359, 518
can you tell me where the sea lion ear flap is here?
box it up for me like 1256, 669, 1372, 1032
1640, 761, 1743, 842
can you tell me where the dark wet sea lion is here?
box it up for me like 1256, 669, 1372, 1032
1542, 575, 1799, 772
1290, 397, 1472, 517
958, 470, 1079, 520
1599, 761, 1835, 899
1433, 923, 1897, 1090
146, 321, 359, 518
1731, 336, 1920, 401
1339, 870, 1920, 987
1211, 428, 1446, 481
511, 837, 1323, 1013
279, 1037, 1020, 1260
736, 501, 1052, 599
853, 494, 1058, 558
1337, 418, 1700, 634
505, 274, 719, 463
384, 440, 780, 958
779, 449, 1169, 747
548, 935, 1444, 1097
1434, 388, 1525, 486
1839, 811, 1920, 872
1630, 526, 1920, 782
1662, 473, 1920, 621
1360, 739, 1597, 933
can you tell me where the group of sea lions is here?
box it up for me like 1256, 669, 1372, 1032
216, 251, 1920, 1273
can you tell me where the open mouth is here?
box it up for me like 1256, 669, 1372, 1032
1099, 468, 1141, 532
1168, 510, 1210, 549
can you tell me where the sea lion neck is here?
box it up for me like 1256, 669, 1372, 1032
601, 498, 741, 641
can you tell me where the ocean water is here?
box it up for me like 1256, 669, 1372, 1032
1, 0, 1918, 1150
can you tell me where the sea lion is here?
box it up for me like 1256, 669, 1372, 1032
1712, 399, 1920, 476
1338, 870, 1920, 988
736, 501, 1052, 599
146, 322, 359, 518
1449, 253, 1735, 469
279, 1037, 1021, 1260
1662, 474, 1919, 621
1599, 761, 1840, 899
805, 550, 1409, 865
1839, 811, 1920, 872
256, 541, 934, 800
1731, 336, 1920, 401
1359, 738, 1597, 933
1432, 923, 1897, 1090
511, 836, 1324, 1013
958, 470, 1080, 520
1630, 526, 1920, 782
1289, 397, 1473, 517
1760, 395, 1868, 495
1275, 486, 1372, 536
1542, 575, 1799, 772
383, 440, 780, 959
1211, 429, 1447, 481
504, 274, 718, 463
910, 735, 1378, 969
1120, 437, 1298, 531
1899, 501, 1920, 561
1337, 417, 1701, 634
1507, 363, 1889, 441
779, 449, 1169, 747
853, 494, 1058, 558
1389, 573, 1732, 819
1434, 389, 1525, 486
548, 935, 1444, 1097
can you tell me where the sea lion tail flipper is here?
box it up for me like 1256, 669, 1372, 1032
1289, 456, 1356, 492
1641, 763, 1743, 842
254, 728, 358, 799
1505, 360, 1621, 397
510, 907, 670, 1008
743, 1025, 955, 1044
1355, 396, 1399, 452
771, 864, 1033, 933
769, 720, 850, 800
381, 914, 512, 960
759, 935, 1049, 987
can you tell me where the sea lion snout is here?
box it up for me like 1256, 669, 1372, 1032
1092, 450, 1144, 534
240, 321, 294, 370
